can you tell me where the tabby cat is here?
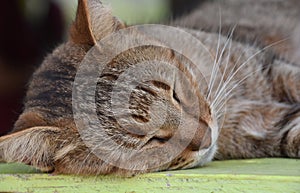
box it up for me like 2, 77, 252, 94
0, 0, 299, 176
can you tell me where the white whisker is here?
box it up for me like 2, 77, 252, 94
214, 68, 267, 117
211, 38, 289, 112
211, 25, 236, 105
207, 6, 223, 100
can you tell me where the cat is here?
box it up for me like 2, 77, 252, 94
0, 0, 299, 176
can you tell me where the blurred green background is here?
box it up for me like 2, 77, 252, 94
23, 0, 173, 28
0, 0, 202, 135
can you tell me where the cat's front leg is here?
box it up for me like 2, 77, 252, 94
279, 105, 300, 158
0, 126, 140, 176
270, 60, 300, 157
0, 126, 61, 172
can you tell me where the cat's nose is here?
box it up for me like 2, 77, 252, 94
187, 123, 212, 151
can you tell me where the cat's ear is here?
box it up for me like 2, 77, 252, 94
0, 127, 60, 172
70, 0, 125, 45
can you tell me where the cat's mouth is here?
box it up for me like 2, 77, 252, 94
166, 138, 216, 171
175, 121, 218, 170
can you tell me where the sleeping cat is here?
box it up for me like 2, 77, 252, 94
0, 0, 299, 176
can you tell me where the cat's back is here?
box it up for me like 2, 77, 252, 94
13, 43, 88, 131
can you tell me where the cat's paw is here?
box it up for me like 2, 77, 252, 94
281, 113, 300, 158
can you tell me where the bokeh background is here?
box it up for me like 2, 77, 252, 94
0, 0, 202, 135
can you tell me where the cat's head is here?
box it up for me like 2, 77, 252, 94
0, 0, 219, 176
70, 0, 219, 173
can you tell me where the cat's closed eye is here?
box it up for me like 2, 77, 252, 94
172, 89, 181, 104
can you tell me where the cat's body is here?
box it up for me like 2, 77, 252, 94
0, 0, 299, 176
174, 0, 300, 65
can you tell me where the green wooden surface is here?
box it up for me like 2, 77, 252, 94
0, 158, 299, 193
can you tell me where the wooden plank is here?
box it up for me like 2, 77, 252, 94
0, 158, 299, 193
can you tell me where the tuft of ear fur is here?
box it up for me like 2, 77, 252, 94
0, 127, 61, 172
70, 0, 125, 45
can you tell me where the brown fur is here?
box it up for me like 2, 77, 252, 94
173, 0, 300, 65
0, 0, 299, 176
70, 0, 96, 45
